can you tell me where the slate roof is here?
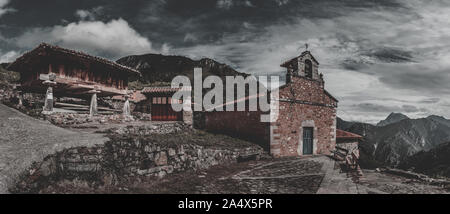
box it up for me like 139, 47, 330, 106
141, 86, 191, 94
8, 43, 141, 76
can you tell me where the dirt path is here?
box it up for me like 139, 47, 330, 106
0, 104, 108, 193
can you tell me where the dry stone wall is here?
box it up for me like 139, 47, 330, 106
11, 133, 263, 193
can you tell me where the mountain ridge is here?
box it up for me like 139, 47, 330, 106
116, 53, 248, 89
376, 112, 409, 126
338, 113, 450, 168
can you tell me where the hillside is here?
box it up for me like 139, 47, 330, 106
116, 54, 248, 89
399, 141, 450, 178
339, 113, 450, 167
0, 63, 19, 89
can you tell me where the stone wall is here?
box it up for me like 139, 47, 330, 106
336, 140, 360, 158
43, 113, 136, 127
11, 132, 263, 193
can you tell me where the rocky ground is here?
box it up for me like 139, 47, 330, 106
39, 155, 449, 194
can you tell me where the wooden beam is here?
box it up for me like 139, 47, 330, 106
55, 102, 121, 112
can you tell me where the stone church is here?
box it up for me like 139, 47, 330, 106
200, 50, 339, 158
270, 51, 338, 157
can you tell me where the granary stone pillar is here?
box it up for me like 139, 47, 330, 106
41, 73, 57, 114
13, 84, 23, 106
123, 92, 131, 117
88, 87, 100, 117
182, 86, 193, 125
18, 90, 23, 106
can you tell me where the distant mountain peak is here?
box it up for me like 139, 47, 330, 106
427, 115, 446, 120
377, 112, 409, 127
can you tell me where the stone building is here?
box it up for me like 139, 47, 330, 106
8, 43, 140, 98
7, 43, 140, 115
200, 51, 339, 158
270, 51, 338, 157
137, 86, 193, 125
335, 129, 363, 159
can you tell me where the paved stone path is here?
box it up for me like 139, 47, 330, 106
0, 104, 108, 193
316, 156, 366, 194
193, 155, 367, 194
195, 156, 328, 194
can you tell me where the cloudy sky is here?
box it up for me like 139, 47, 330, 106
0, 0, 449, 123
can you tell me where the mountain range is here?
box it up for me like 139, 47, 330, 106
339, 113, 450, 176
116, 54, 248, 89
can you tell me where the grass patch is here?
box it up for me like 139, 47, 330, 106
110, 128, 258, 149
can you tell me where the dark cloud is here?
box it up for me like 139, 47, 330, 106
378, 67, 450, 95
0, 0, 404, 47
419, 97, 440, 104
341, 59, 372, 71
352, 103, 427, 114
1, 0, 449, 122
363, 47, 414, 63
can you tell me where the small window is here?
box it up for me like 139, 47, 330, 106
305, 59, 313, 78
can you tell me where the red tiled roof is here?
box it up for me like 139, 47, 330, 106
336, 129, 362, 140
141, 86, 191, 94
8, 43, 141, 76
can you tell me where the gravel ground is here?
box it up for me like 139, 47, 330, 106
358, 170, 449, 194
0, 104, 108, 193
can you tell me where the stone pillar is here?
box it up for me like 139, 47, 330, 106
43, 87, 54, 111
88, 88, 100, 117
41, 74, 57, 114
17, 90, 23, 106
182, 87, 193, 125
123, 93, 131, 117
